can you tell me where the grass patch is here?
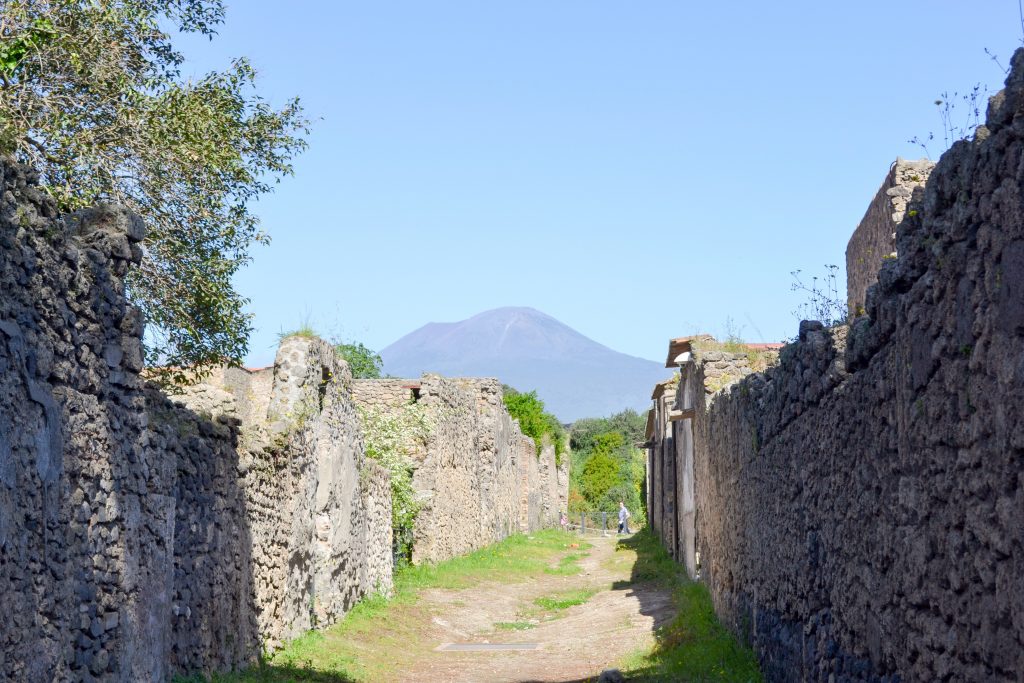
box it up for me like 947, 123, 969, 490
494, 621, 536, 631
207, 529, 583, 682
278, 324, 320, 341
533, 588, 596, 611
173, 655, 355, 682
543, 551, 588, 575
692, 337, 779, 374
616, 530, 762, 682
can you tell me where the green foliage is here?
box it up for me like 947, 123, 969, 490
570, 408, 645, 452
357, 403, 433, 567
579, 448, 618, 505
501, 387, 566, 463
568, 409, 647, 522
335, 342, 383, 379
0, 1, 309, 379
0, 17, 53, 76
532, 588, 596, 611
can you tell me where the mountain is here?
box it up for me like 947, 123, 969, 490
380, 307, 671, 423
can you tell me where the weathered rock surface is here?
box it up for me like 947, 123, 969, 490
0, 151, 568, 680
352, 376, 567, 565
648, 50, 1024, 682
0, 158, 389, 680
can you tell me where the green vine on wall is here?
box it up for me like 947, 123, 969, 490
358, 402, 434, 567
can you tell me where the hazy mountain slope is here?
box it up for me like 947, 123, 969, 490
380, 307, 670, 422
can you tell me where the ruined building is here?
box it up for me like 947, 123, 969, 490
0, 159, 567, 681
644, 52, 1024, 681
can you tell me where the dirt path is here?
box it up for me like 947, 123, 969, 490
390, 535, 674, 683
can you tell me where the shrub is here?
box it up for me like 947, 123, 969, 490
502, 388, 566, 463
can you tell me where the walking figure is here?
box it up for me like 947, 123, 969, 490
617, 500, 631, 534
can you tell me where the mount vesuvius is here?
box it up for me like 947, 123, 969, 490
380, 307, 671, 422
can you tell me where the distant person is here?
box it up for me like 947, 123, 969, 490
560, 511, 568, 532
618, 501, 631, 534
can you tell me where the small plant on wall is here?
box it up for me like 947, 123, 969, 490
790, 264, 845, 328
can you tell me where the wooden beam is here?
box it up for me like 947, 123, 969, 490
668, 408, 695, 422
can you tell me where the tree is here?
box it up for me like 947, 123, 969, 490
570, 409, 644, 452
579, 449, 618, 507
0, 1, 308, 381
568, 418, 647, 521
336, 342, 383, 379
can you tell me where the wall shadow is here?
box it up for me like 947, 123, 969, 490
186, 661, 357, 682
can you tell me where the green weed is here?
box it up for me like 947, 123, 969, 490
533, 588, 596, 611
494, 621, 536, 631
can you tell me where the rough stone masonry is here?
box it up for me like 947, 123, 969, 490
0, 157, 566, 681
351, 376, 567, 565
646, 50, 1024, 682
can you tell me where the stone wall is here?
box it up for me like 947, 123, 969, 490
350, 378, 418, 410
538, 440, 560, 528
845, 158, 934, 319
468, 377, 524, 545
0, 158, 391, 681
164, 337, 383, 657
556, 447, 570, 516
518, 437, 543, 533
361, 460, 393, 595
647, 55, 1024, 682
352, 375, 559, 565
0, 163, 164, 681
410, 374, 485, 563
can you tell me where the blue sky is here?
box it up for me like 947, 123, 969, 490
178, 2, 1020, 366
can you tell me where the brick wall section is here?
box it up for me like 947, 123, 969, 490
0, 172, 163, 681
410, 374, 485, 563
658, 56, 1024, 682
846, 158, 934, 318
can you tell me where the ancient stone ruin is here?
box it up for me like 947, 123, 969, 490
351, 376, 567, 564
0, 159, 567, 680
644, 52, 1024, 681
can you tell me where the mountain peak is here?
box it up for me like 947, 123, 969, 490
380, 308, 670, 421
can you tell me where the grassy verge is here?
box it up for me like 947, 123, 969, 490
193, 529, 587, 682
616, 529, 762, 682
